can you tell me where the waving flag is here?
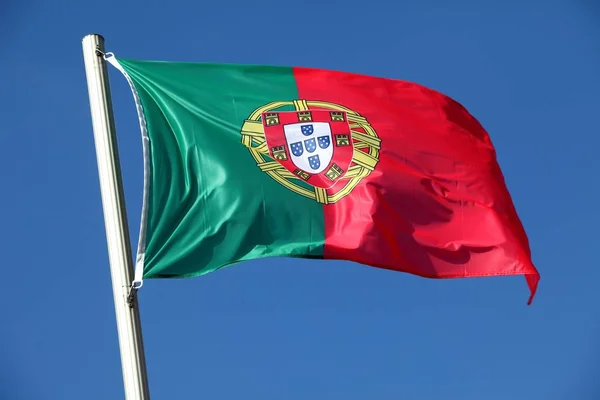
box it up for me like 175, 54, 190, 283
108, 56, 540, 304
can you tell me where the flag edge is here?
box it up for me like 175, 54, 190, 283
106, 53, 150, 288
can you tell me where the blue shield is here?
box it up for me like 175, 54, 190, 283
304, 138, 316, 153
290, 142, 303, 157
301, 125, 314, 136
317, 135, 330, 149
308, 155, 321, 170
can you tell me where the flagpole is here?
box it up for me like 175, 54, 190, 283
82, 33, 150, 400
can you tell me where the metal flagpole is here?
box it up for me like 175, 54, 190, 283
82, 33, 151, 399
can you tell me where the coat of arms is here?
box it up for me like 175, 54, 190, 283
241, 100, 381, 204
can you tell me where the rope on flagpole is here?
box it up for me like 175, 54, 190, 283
103, 51, 149, 296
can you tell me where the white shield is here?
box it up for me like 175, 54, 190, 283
284, 122, 333, 174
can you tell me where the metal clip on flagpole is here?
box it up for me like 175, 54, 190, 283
82, 34, 151, 400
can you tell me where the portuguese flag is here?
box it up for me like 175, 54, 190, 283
109, 56, 540, 304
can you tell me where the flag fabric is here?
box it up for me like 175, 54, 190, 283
109, 56, 540, 304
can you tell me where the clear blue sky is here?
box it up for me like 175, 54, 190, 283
2, 0, 599, 398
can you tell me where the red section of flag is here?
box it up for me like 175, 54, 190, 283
293, 67, 540, 304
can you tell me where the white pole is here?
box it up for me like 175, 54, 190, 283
82, 33, 151, 400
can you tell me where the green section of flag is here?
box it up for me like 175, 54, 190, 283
117, 59, 325, 278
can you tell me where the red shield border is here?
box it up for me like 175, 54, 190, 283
261, 110, 354, 189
